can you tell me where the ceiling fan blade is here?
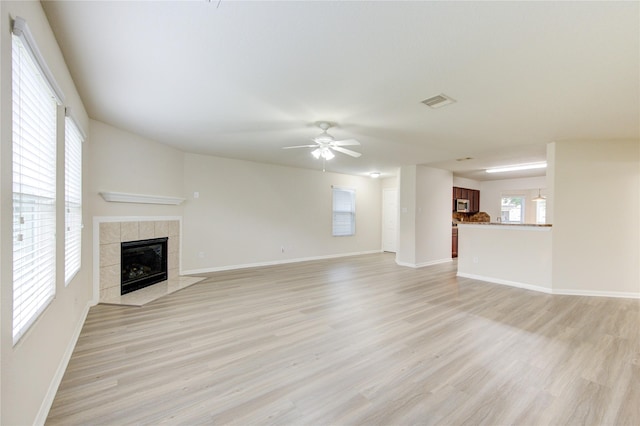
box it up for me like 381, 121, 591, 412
332, 146, 362, 158
332, 139, 360, 146
282, 144, 318, 149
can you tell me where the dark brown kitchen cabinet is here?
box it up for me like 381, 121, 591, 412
452, 187, 464, 211
469, 190, 479, 212
455, 187, 464, 200
453, 187, 464, 211
452, 187, 480, 213
452, 227, 458, 258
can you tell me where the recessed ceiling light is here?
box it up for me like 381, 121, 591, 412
421, 93, 456, 109
370, 172, 381, 178
486, 162, 547, 174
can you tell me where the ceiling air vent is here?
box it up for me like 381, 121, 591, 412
421, 93, 456, 109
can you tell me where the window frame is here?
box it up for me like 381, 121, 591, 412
64, 112, 84, 285
11, 17, 64, 344
332, 187, 356, 237
535, 199, 547, 224
500, 195, 526, 224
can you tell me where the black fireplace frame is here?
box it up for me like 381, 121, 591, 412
121, 237, 168, 295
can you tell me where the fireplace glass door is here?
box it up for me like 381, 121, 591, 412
121, 237, 168, 295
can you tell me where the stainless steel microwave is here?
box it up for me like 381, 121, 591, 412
456, 199, 470, 212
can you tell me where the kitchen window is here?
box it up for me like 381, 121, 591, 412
536, 199, 547, 224
501, 196, 525, 224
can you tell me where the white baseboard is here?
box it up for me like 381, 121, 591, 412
181, 250, 383, 275
456, 272, 553, 294
552, 288, 640, 299
34, 301, 91, 426
457, 272, 640, 299
416, 258, 453, 268
396, 258, 452, 269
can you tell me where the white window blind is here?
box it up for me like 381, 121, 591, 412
332, 187, 355, 236
65, 114, 83, 284
12, 26, 59, 343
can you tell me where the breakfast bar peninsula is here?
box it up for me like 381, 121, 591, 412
456, 222, 553, 294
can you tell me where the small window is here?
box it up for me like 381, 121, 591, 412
501, 196, 525, 224
535, 199, 547, 224
332, 187, 355, 236
65, 115, 84, 284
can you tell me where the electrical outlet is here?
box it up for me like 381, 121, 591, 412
198, 251, 205, 258
193, 191, 199, 199
473, 256, 479, 264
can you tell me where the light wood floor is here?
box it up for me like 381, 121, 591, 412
47, 253, 640, 425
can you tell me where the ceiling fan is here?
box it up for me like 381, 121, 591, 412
282, 122, 362, 162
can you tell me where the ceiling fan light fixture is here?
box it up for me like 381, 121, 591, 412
322, 148, 335, 160
284, 122, 361, 164
311, 147, 335, 160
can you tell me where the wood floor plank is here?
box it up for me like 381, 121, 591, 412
46, 253, 640, 425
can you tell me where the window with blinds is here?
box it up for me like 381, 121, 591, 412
65, 115, 83, 284
332, 187, 356, 236
12, 22, 61, 344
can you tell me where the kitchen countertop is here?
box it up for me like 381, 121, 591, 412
456, 222, 552, 227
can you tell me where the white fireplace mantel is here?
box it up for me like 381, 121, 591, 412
99, 191, 185, 205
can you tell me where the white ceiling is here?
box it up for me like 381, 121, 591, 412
42, 1, 639, 180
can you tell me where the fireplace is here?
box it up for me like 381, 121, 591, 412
121, 237, 168, 295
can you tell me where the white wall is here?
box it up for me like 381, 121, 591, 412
480, 176, 547, 223
397, 166, 417, 265
181, 153, 381, 271
380, 174, 399, 253
545, 143, 556, 224
381, 174, 399, 189
89, 120, 185, 218
457, 224, 552, 292
0, 2, 91, 424
416, 166, 454, 265
552, 139, 640, 297
89, 123, 383, 272
453, 176, 480, 190
397, 165, 452, 267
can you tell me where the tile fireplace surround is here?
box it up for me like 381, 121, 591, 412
97, 217, 204, 306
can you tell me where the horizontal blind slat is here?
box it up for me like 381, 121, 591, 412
332, 188, 356, 236
12, 33, 58, 344
65, 116, 84, 283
